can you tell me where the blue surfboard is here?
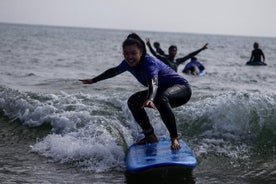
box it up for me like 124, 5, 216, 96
125, 139, 197, 173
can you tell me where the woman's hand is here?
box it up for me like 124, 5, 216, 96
79, 79, 94, 84
141, 100, 157, 109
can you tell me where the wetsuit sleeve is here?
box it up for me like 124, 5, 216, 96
199, 64, 205, 71
92, 66, 123, 83
147, 42, 171, 66
249, 50, 254, 61
261, 50, 265, 61
155, 46, 166, 56
147, 41, 158, 57
147, 77, 158, 101
156, 47, 166, 56
176, 47, 206, 65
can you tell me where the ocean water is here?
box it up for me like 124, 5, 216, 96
0, 23, 275, 184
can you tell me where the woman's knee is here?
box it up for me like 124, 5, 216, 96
127, 91, 147, 109
164, 85, 192, 107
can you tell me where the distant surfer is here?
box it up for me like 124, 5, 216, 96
80, 33, 192, 150
146, 38, 208, 72
182, 57, 205, 76
153, 41, 167, 56
247, 42, 266, 65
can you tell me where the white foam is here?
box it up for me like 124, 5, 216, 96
0, 88, 135, 171
1, 86, 275, 171
31, 125, 126, 172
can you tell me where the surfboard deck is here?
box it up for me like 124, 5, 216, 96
125, 138, 197, 173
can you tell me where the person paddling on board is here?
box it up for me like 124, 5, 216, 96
248, 42, 265, 64
182, 56, 205, 75
79, 33, 192, 150
146, 38, 208, 72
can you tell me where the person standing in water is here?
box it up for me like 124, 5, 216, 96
79, 33, 192, 150
248, 42, 265, 64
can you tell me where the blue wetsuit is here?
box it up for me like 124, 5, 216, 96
93, 54, 191, 139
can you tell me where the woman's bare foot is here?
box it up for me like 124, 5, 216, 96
171, 138, 181, 150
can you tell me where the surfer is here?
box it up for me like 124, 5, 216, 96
146, 38, 208, 72
153, 41, 167, 56
79, 33, 192, 150
182, 57, 205, 75
248, 42, 265, 63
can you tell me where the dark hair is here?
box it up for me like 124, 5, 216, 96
122, 33, 146, 58
153, 42, 160, 47
253, 42, 259, 49
169, 45, 177, 51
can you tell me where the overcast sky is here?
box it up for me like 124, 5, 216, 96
0, 0, 275, 37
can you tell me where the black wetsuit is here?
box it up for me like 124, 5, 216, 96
249, 48, 265, 62
155, 46, 167, 56
147, 44, 206, 72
